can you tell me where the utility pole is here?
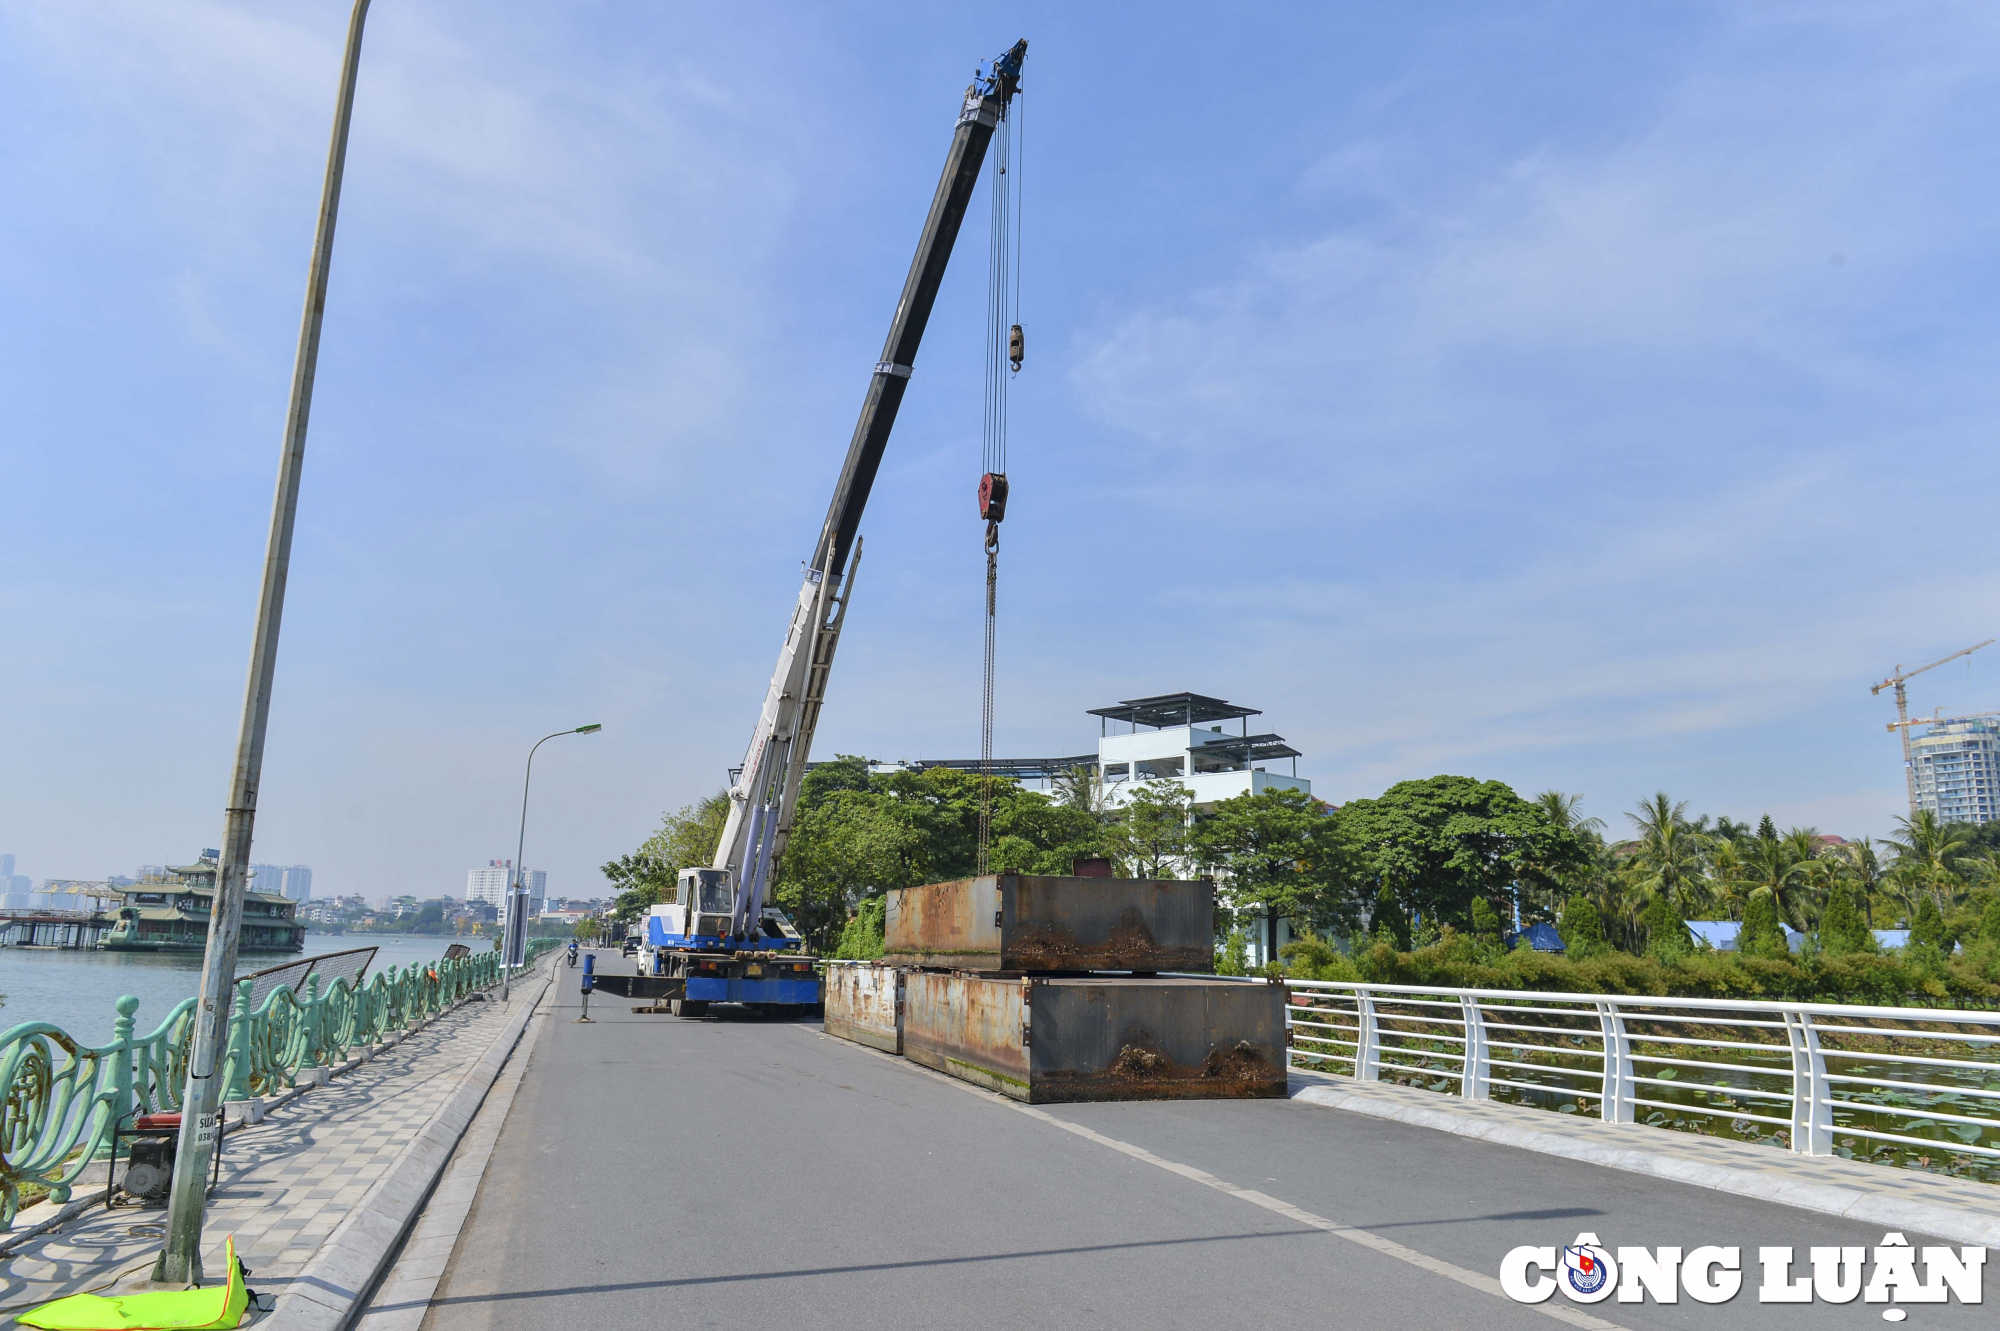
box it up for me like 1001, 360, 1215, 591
154, 0, 372, 1286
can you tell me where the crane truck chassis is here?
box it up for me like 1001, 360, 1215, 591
594, 41, 1029, 1018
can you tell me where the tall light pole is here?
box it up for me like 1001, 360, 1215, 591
155, 0, 372, 1287
501, 724, 603, 1000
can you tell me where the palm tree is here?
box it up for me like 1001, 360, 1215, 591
1834, 838, 1888, 928
1886, 810, 1972, 914
1534, 790, 1606, 839
1623, 793, 1712, 916
1738, 830, 1810, 930
1052, 763, 1106, 815
1707, 838, 1751, 920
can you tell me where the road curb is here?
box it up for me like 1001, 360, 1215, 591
1290, 1080, 2000, 1249
267, 963, 556, 1331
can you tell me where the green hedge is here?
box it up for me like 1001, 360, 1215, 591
1276, 931, 2000, 1007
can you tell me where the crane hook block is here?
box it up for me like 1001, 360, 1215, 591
1008, 324, 1024, 372
979, 472, 1009, 523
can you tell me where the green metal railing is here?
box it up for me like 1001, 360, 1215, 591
0, 938, 559, 1226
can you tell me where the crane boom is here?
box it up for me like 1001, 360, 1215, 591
1871, 638, 1995, 815
712, 40, 1028, 938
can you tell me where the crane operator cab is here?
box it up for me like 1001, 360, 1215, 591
638, 868, 805, 962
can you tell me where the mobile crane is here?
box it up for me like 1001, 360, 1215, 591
593, 39, 1028, 1017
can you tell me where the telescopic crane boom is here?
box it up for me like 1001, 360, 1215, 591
710, 40, 1028, 941
1872, 638, 1995, 816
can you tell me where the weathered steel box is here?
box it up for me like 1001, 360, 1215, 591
883, 874, 1213, 973
823, 962, 902, 1053
901, 971, 1287, 1103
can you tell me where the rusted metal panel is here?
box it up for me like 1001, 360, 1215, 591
823, 962, 903, 1053
901, 973, 1286, 1103
902, 970, 1029, 1096
883, 874, 1213, 973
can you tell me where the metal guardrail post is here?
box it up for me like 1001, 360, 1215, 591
1786, 1008, 1833, 1155
1355, 989, 1381, 1082
1459, 995, 1490, 1099
224, 979, 255, 1102
99, 996, 140, 1161
1596, 1000, 1633, 1123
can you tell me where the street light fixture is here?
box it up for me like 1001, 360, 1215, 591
501, 723, 603, 1000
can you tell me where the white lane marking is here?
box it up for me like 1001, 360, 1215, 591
812, 1030, 1629, 1331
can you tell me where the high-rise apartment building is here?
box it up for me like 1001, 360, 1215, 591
466, 860, 512, 908
250, 864, 313, 902
1911, 717, 2000, 825
466, 861, 544, 911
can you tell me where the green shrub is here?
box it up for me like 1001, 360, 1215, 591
1278, 932, 1360, 982
1470, 897, 1503, 944
830, 896, 885, 960
1818, 886, 1873, 956
1333, 933, 1999, 1004
1214, 929, 1249, 976
1557, 896, 1605, 957
1739, 890, 1789, 960
1912, 897, 1952, 950
1640, 894, 1689, 962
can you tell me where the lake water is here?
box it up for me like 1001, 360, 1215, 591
0, 935, 497, 1046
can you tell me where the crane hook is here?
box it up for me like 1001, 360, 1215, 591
1008, 324, 1024, 373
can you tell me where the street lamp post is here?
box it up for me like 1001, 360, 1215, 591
501, 724, 602, 1001
154, 0, 372, 1287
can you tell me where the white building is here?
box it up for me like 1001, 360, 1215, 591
1911, 717, 2000, 825
465, 860, 545, 913
1089, 693, 1310, 811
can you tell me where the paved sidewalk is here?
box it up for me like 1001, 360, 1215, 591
1291, 1072, 2000, 1247
0, 966, 553, 1325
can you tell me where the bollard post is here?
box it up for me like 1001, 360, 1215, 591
577, 953, 595, 1022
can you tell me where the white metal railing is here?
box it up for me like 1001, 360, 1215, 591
1278, 979, 2000, 1169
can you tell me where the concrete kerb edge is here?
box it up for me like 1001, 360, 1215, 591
266, 962, 557, 1331
1289, 1082, 2000, 1250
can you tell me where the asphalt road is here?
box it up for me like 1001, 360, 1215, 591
418, 951, 1984, 1331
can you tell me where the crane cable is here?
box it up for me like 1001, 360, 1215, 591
977, 81, 1023, 876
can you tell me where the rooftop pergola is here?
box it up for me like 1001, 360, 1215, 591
1087, 692, 1260, 734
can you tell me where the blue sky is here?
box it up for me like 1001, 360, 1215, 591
4, 2, 1999, 901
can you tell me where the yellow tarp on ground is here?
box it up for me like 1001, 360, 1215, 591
16, 1237, 248, 1330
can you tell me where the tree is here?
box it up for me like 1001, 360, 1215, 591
1623, 794, 1712, 917
1340, 776, 1586, 933
1113, 781, 1194, 878
1051, 763, 1106, 815
1817, 885, 1871, 956
1834, 838, 1888, 927
1557, 895, 1605, 957
1469, 897, 1504, 948
601, 852, 677, 924
640, 791, 731, 874
1887, 810, 1972, 917
1368, 884, 1409, 951
1979, 896, 2000, 948
1192, 787, 1359, 961
1639, 892, 1689, 962
1911, 895, 1951, 951
1738, 889, 1789, 960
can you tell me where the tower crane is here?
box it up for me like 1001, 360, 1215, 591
1872, 639, 1995, 815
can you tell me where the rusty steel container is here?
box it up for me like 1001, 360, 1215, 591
901, 971, 1287, 1103
822, 962, 903, 1053
882, 874, 1213, 973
